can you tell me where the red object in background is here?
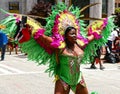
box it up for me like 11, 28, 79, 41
95, 58, 100, 64
18, 27, 31, 43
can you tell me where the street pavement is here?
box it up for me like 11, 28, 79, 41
0, 52, 120, 94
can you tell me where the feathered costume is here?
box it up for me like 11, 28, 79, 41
0, 2, 115, 93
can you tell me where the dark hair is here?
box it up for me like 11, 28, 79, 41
64, 26, 76, 38
64, 27, 76, 46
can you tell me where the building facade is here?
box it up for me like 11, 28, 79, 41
0, 0, 115, 20
115, 0, 120, 8
0, 0, 26, 20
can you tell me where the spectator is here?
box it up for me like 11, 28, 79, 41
90, 47, 105, 70
112, 28, 120, 62
7, 37, 18, 55
0, 31, 8, 61
106, 28, 118, 52
104, 28, 119, 63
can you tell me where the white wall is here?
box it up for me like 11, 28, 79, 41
107, 0, 115, 16
89, 0, 102, 19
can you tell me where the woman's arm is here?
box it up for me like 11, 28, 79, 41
38, 34, 53, 46
87, 35, 94, 42
33, 28, 53, 47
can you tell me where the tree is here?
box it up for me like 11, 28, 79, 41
115, 7, 120, 14
27, 1, 52, 26
114, 8, 120, 27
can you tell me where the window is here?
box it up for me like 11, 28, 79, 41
9, 2, 19, 13
37, 0, 55, 5
119, 3, 120, 7
102, 0, 108, 14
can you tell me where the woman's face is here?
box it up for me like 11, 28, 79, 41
66, 29, 77, 43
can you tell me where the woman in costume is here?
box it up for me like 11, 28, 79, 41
0, 2, 115, 94
53, 26, 93, 94
31, 16, 113, 93
33, 26, 95, 94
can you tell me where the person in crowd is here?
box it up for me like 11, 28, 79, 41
113, 28, 120, 52
104, 27, 119, 63
106, 27, 118, 53
7, 37, 18, 55
112, 28, 120, 62
90, 47, 105, 70
0, 31, 8, 61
